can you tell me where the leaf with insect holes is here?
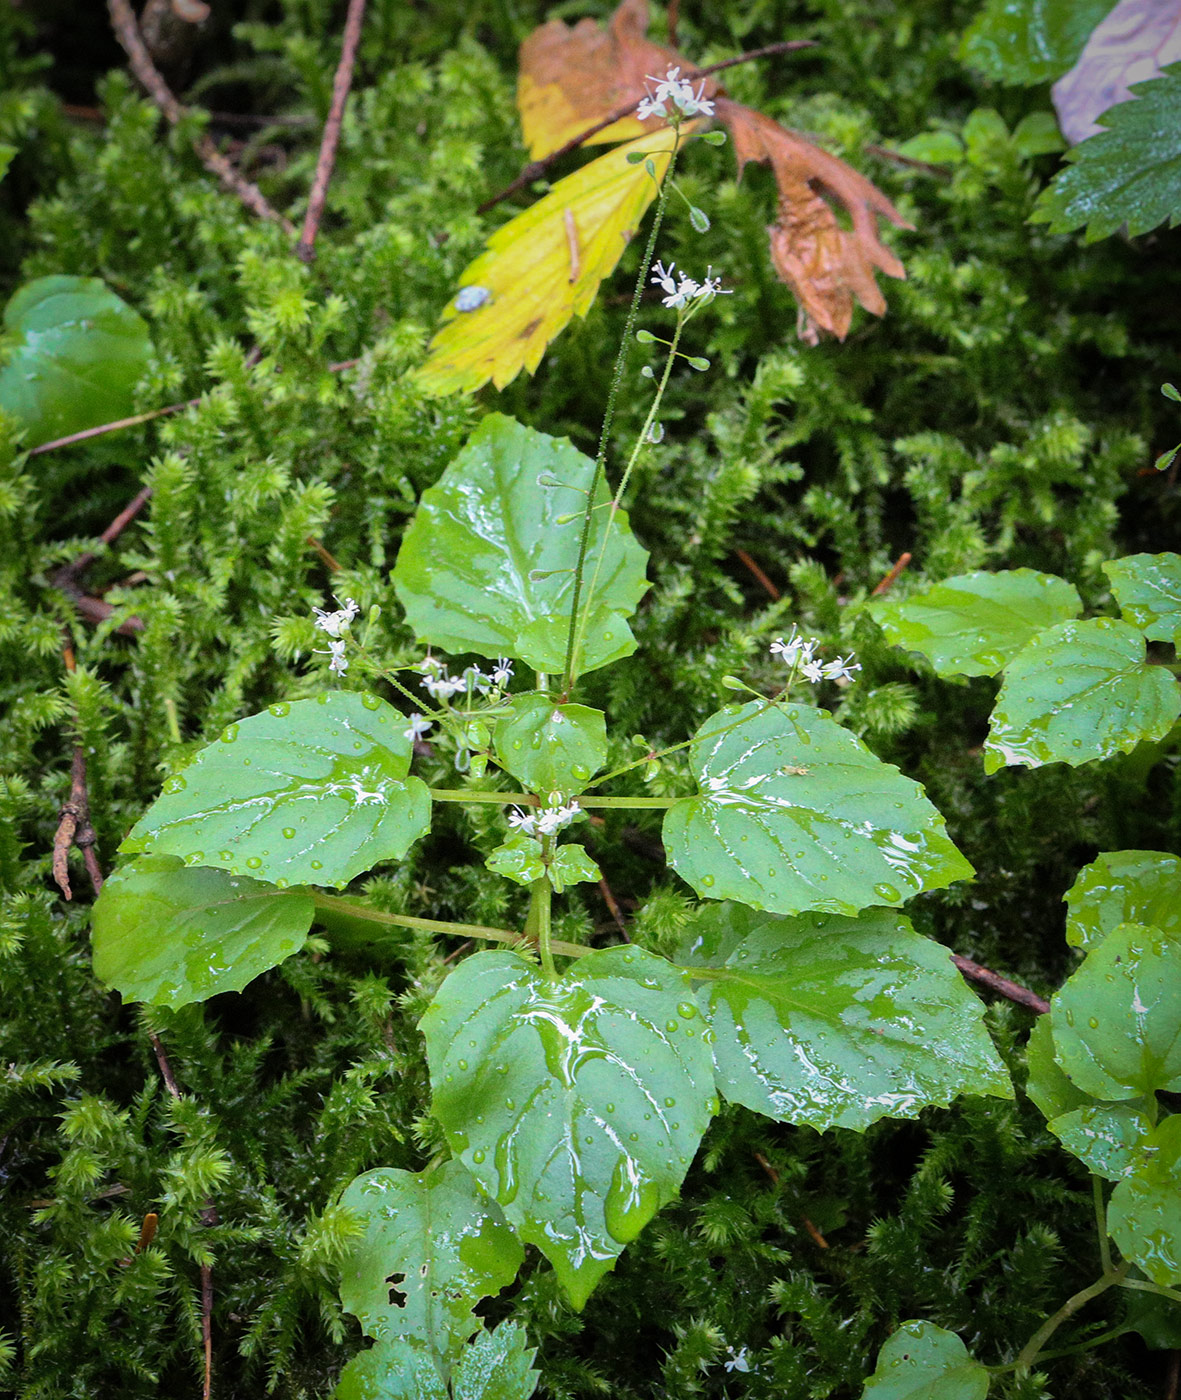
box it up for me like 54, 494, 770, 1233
663, 701, 974, 917
862, 1320, 989, 1399
677, 903, 1011, 1131
1103, 552, 1181, 646
393, 415, 648, 676
870, 569, 1082, 678
0, 276, 153, 448
91, 855, 313, 1008
420, 946, 715, 1310
984, 617, 1181, 772
120, 692, 431, 889
1064, 849, 1181, 952
337, 1162, 524, 1369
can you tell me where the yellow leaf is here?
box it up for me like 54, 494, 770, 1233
415, 126, 676, 397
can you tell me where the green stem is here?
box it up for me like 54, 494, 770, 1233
1008, 1261, 1130, 1374
1118, 1277, 1181, 1305
561, 133, 681, 696
427, 788, 678, 810
528, 874, 556, 978
312, 891, 590, 959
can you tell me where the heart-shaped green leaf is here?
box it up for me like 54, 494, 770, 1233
862, 1320, 989, 1399
420, 946, 715, 1309
90, 855, 313, 1008
0, 275, 153, 447
1103, 553, 1181, 647
677, 903, 1010, 1131
663, 702, 974, 916
1051, 923, 1181, 1099
1065, 850, 1181, 952
337, 1162, 523, 1368
1109, 1116, 1181, 1288
121, 692, 431, 889
1024, 1015, 1089, 1122
334, 1339, 447, 1400
984, 618, 1181, 773
493, 696, 606, 796
1048, 1102, 1154, 1180
548, 843, 601, 894
515, 607, 637, 675
486, 836, 546, 887
393, 415, 648, 677
870, 569, 1080, 677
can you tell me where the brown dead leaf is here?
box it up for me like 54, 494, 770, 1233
1052, 0, 1181, 144
518, 0, 716, 159
715, 97, 912, 343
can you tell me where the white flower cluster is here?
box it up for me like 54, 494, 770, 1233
507, 801, 583, 839
636, 65, 715, 122
770, 628, 861, 684
419, 655, 513, 701
313, 597, 360, 676
403, 713, 433, 741
650, 259, 729, 310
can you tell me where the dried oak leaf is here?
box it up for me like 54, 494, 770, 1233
518, 0, 714, 159
715, 97, 912, 344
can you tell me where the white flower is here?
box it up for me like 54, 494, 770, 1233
464, 665, 492, 693
507, 807, 538, 837
800, 658, 824, 684
650, 259, 730, 310
490, 658, 514, 687
637, 65, 715, 121
403, 713, 432, 741
822, 654, 862, 683
421, 671, 466, 700
313, 597, 360, 638
325, 637, 348, 676
418, 655, 444, 674
723, 1347, 751, 1374
534, 801, 583, 836
770, 627, 817, 667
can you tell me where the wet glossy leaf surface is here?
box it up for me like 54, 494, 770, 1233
960, 0, 1116, 84
334, 1338, 446, 1400
1064, 849, 1181, 951
664, 702, 974, 916
420, 947, 715, 1309
451, 1321, 539, 1400
393, 415, 648, 675
1051, 923, 1181, 1098
486, 836, 546, 887
90, 855, 313, 1008
493, 696, 607, 795
678, 903, 1010, 1131
1109, 1116, 1181, 1287
1103, 552, 1181, 645
548, 843, 601, 893
1024, 1014, 1089, 1121
1048, 1101, 1153, 1179
983, 617, 1181, 772
121, 692, 430, 889
0, 275, 153, 447
870, 569, 1081, 677
862, 1319, 989, 1398
338, 1162, 523, 1367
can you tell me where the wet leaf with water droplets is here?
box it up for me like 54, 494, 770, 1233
663, 701, 974, 917
420, 947, 714, 1309
678, 903, 1011, 1131
1109, 1116, 1181, 1288
1103, 552, 1181, 647
1024, 1014, 1090, 1122
451, 1321, 539, 1400
91, 855, 313, 1008
493, 695, 607, 795
333, 1337, 447, 1400
984, 617, 1181, 773
862, 1320, 989, 1399
1050, 922, 1181, 1099
1048, 1100, 1154, 1179
337, 1162, 523, 1370
120, 692, 430, 888
870, 568, 1081, 677
393, 415, 648, 677
1064, 849, 1181, 951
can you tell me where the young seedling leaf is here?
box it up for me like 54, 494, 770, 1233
1109, 1116, 1181, 1288
1033, 65, 1181, 240
90, 855, 313, 1008
337, 1162, 524, 1369
416, 126, 676, 396
451, 1321, 540, 1400
1102, 552, 1181, 646
862, 1320, 989, 1399
984, 617, 1181, 773
1048, 1101, 1154, 1180
677, 903, 1011, 1131
120, 692, 431, 889
960, 0, 1117, 85
486, 836, 547, 888
334, 1338, 448, 1400
1051, 923, 1181, 1099
870, 569, 1082, 677
663, 701, 974, 917
420, 946, 715, 1309
547, 843, 601, 894
493, 696, 607, 795
393, 414, 648, 675
1064, 849, 1181, 951
0, 275, 153, 448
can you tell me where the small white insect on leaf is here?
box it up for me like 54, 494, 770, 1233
455, 285, 492, 313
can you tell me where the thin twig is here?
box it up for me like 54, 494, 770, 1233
1166, 1350, 1179, 1400
952, 954, 1050, 1016
307, 535, 342, 572
864, 143, 952, 179
734, 547, 780, 600
52, 746, 103, 900
478, 40, 817, 215
149, 1032, 183, 1100
296, 0, 368, 261
871, 550, 912, 596
597, 876, 630, 937
107, 0, 294, 234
